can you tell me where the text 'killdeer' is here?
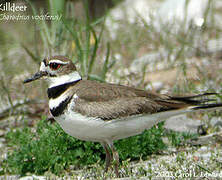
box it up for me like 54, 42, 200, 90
24, 56, 222, 177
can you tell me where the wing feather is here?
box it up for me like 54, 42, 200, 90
70, 80, 220, 121
74, 97, 165, 120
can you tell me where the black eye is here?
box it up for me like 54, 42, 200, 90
49, 63, 61, 70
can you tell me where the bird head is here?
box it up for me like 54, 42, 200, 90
23, 56, 81, 87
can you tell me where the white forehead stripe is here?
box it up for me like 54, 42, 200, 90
40, 62, 47, 71
49, 59, 69, 65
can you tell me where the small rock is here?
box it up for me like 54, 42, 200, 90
193, 156, 199, 161
19, 175, 46, 180
0, 176, 19, 179
201, 152, 211, 160
0, 130, 5, 137
145, 81, 163, 91
217, 157, 222, 163
0, 138, 5, 148
164, 114, 202, 133
210, 117, 222, 127
200, 146, 208, 151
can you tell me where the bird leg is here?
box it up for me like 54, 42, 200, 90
101, 142, 112, 172
109, 142, 120, 177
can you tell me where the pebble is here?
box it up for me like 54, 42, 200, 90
0, 130, 5, 137
164, 114, 202, 133
19, 175, 46, 180
210, 117, 222, 127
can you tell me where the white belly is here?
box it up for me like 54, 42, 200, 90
54, 108, 190, 142
55, 111, 107, 142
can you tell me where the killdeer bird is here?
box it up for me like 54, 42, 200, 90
24, 56, 222, 177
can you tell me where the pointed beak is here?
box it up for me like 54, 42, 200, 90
23, 71, 47, 84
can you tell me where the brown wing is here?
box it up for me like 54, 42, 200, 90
72, 80, 169, 101
74, 97, 168, 120
71, 80, 196, 120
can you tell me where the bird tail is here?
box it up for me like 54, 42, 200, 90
149, 93, 222, 127
191, 103, 222, 111
171, 93, 222, 111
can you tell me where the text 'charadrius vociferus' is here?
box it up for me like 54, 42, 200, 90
24, 56, 222, 177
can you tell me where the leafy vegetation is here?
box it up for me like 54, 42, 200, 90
165, 130, 198, 147
2, 117, 166, 176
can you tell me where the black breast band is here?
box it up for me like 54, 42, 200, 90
50, 96, 72, 117
47, 79, 81, 99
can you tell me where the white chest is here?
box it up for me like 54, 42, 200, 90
54, 110, 107, 141
49, 93, 69, 110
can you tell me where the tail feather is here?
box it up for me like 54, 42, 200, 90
171, 93, 218, 105
172, 93, 222, 111
191, 103, 222, 110
156, 93, 222, 111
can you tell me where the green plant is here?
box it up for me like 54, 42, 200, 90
2, 117, 166, 176
165, 130, 198, 147
2, 117, 103, 176
116, 122, 166, 160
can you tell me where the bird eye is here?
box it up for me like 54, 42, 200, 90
49, 63, 61, 70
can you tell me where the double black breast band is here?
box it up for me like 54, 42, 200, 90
50, 96, 73, 117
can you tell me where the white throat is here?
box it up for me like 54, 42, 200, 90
48, 71, 82, 88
